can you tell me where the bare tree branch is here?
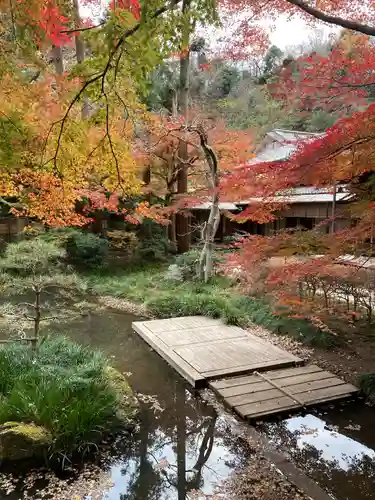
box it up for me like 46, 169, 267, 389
51, 0, 182, 167
286, 0, 375, 36
105, 99, 122, 189
0, 197, 23, 209
60, 22, 105, 34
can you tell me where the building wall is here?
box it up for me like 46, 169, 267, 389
191, 201, 352, 241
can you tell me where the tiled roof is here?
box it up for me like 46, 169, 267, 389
267, 129, 322, 142
250, 129, 323, 164
249, 144, 296, 163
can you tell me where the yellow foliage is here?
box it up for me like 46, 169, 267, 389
0, 70, 147, 225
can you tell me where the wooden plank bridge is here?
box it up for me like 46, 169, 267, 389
132, 316, 358, 419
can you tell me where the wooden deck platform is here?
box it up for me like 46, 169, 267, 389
132, 316, 302, 387
210, 365, 358, 420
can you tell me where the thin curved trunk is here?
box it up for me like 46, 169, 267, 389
199, 193, 220, 282
191, 126, 220, 282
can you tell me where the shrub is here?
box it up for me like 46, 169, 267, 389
174, 249, 201, 279
108, 230, 139, 256
38, 227, 81, 247
359, 373, 375, 401
146, 290, 248, 326
66, 232, 108, 268
145, 285, 336, 348
174, 249, 224, 280
146, 293, 201, 317
232, 296, 337, 348
0, 337, 133, 456
137, 220, 170, 262
0, 239, 65, 276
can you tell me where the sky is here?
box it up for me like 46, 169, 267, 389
80, 2, 339, 54
269, 15, 338, 51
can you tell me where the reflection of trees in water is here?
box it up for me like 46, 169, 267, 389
262, 420, 375, 500
117, 383, 223, 500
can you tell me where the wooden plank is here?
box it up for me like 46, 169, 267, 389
133, 317, 302, 387
210, 365, 358, 420
218, 380, 274, 398
202, 358, 301, 379
153, 325, 247, 347
290, 376, 347, 394
254, 370, 305, 406
211, 365, 322, 390
278, 370, 335, 387
302, 383, 357, 403
264, 365, 324, 380
215, 370, 335, 397
236, 395, 300, 419
176, 337, 300, 374
225, 377, 347, 407
132, 322, 205, 387
227, 388, 284, 406
235, 382, 357, 419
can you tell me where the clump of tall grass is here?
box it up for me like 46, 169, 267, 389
87, 259, 336, 349
359, 373, 375, 401
144, 284, 335, 348
0, 337, 134, 456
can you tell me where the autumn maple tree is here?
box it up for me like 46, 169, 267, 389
0, 0, 375, 254
219, 12, 375, 327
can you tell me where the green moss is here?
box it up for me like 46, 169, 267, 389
0, 422, 52, 461
105, 367, 139, 425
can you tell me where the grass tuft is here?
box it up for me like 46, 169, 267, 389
0, 337, 134, 456
359, 373, 375, 401
87, 263, 336, 349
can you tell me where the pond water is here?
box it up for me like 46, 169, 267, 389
51, 309, 375, 500
61, 310, 248, 500
1, 306, 375, 500
0, 309, 248, 500
261, 401, 375, 500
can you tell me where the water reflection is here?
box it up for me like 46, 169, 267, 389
54, 311, 244, 499
284, 415, 375, 471
104, 408, 239, 499
262, 409, 375, 500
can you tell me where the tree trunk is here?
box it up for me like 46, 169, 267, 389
51, 45, 64, 75
32, 285, 41, 352
198, 194, 220, 282
168, 213, 177, 252
331, 180, 337, 233
191, 126, 220, 282
73, 0, 90, 119
93, 211, 108, 238
176, 0, 191, 254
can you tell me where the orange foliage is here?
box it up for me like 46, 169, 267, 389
0, 71, 144, 226
142, 113, 253, 209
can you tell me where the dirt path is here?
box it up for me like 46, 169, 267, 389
246, 321, 375, 390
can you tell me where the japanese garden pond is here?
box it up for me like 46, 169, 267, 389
0, 308, 374, 500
